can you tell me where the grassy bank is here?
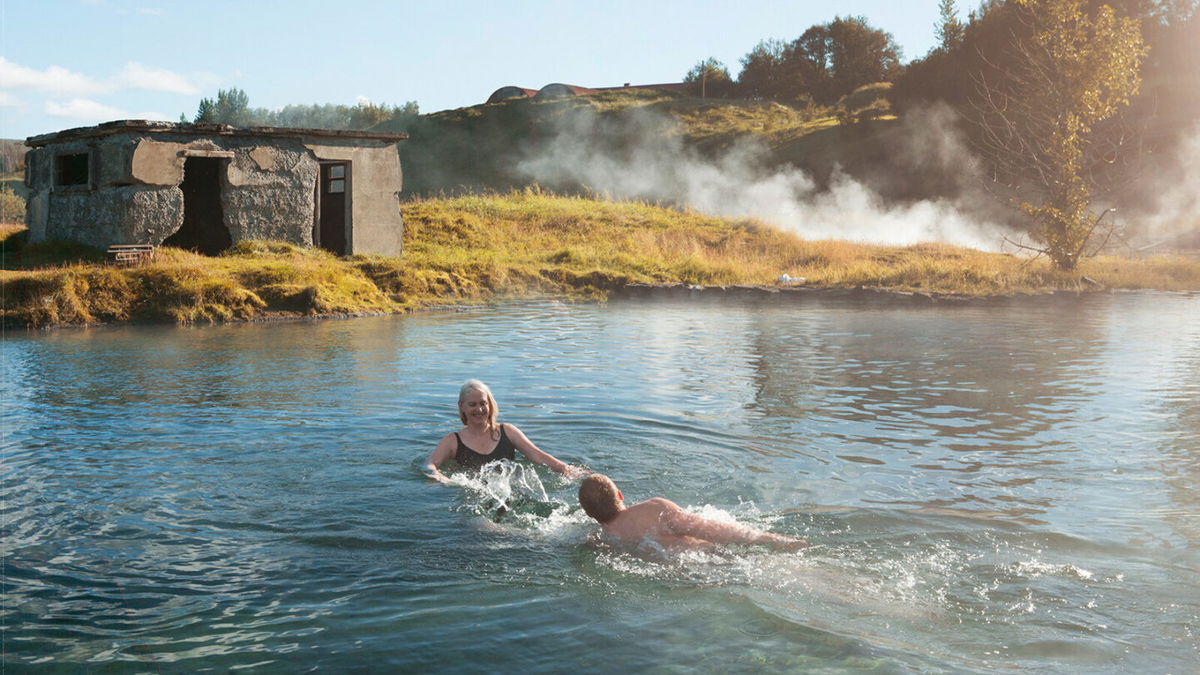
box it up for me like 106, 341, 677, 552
3, 190, 1199, 328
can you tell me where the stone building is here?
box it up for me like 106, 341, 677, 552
23, 120, 408, 256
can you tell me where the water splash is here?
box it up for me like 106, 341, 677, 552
445, 461, 590, 542
449, 460, 551, 510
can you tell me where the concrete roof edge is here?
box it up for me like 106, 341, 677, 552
25, 119, 408, 147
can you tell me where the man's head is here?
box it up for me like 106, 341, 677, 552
579, 473, 624, 523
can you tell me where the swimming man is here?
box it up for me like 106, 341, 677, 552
578, 474, 807, 551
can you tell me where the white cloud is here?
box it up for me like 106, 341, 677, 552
45, 98, 128, 121
131, 110, 172, 121
116, 61, 199, 95
192, 71, 221, 89
0, 57, 106, 96
0, 57, 201, 98
137, 7, 165, 16
356, 95, 371, 106
0, 91, 23, 107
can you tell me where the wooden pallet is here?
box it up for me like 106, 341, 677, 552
107, 244, 156, 265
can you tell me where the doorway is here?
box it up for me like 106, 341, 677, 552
164, 157, 231, 255
316, 162, 349, 255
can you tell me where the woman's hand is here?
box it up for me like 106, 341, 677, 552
560, 464, 588, 479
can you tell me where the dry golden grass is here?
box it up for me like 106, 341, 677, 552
404, 190, 1200, 295
2, 191, 1198, 329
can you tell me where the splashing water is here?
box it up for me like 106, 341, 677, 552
445, 460, 585, 534
450, 460, 550, 508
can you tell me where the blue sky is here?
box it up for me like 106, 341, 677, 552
1, 0, 958, 140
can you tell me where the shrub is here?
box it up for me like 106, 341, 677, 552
839, 82, 894, 123
0, 184, 26, 224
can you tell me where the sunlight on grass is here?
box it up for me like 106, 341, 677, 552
2, 191, 1198, 328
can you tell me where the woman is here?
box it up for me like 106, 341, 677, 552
425, 379, 582, 483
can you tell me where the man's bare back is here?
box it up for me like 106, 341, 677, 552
579, 475, 806, 552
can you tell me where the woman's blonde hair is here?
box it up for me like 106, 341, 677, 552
458, 379, 499, 436
579, 474, 622, 523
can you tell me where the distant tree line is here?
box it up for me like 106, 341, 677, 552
187, 88, 420, 132
684, 14, 902, 116
685, 1, 1193, 110
0, 140, 26, 174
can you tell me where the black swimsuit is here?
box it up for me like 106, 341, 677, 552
454, 425, 517, 471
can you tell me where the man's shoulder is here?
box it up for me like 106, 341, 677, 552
632, 497, 680, 514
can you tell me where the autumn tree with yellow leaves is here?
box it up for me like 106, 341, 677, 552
973, 0, 1148, 270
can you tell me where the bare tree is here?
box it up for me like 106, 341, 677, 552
970, 0, 1147, 270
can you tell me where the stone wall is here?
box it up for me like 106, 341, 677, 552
219, 137, 319, 246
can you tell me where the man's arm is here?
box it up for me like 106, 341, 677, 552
659, 499, 807, 551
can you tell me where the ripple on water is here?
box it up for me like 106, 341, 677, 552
1, 295, 1198, 671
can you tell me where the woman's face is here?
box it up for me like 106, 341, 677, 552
459, 388, 490, 425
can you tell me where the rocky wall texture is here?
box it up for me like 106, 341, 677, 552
222, 139, 318, 246
43, 185, 182, 248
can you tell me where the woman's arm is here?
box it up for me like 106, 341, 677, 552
424, 434, 456, 483
661, 500, 807, 551
505, 424, 582, 477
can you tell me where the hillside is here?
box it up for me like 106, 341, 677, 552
381, 88, 908, 198
380, 82, 1195, 250
379, 88, 1025, 249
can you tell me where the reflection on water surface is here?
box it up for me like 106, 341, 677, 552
2, 292, 1197, 672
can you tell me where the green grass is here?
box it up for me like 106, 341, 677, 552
4, 190, 1198, 329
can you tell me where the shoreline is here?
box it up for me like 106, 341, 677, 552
6, 283, 1196, 333
611, 282, 1198, 305
5, 191, 1199, 331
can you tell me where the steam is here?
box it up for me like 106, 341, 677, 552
1127, 123, 1200, 246
516, 103, 1013, 250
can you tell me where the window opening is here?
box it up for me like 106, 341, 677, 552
327, 165, 345, 193
55, 152, 89, 187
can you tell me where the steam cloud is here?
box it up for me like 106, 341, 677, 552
1129, 123, 1200, 246
516, 103, 1014, 251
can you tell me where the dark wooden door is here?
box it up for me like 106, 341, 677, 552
318, 162, 349, 255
